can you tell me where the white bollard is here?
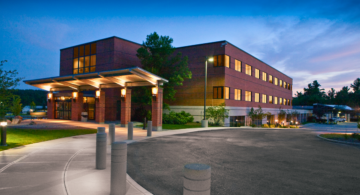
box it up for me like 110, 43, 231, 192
183, 163, 211, 195
128, 122, 133, 140
147, 121, 152, 137
111, 142, 127, 195
96, 127, 107, 170
109, 123, 115, 144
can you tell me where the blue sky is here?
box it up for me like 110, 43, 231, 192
1, 0, 360, 95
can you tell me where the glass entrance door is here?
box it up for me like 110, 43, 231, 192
55, 100, 72, 120
83, 97, 95, 120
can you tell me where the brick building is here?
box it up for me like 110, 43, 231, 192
25, 36, 310, 128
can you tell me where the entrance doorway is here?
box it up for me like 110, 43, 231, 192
55, 97, 72, 120
83, 97, 96, 120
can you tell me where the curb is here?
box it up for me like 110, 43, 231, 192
316, 134, 360, 146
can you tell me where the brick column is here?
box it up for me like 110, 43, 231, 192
47, 94, 55, 119
152, 87, 163, 131
71, 92, 83, 121
96, 91, 105, 124
120, 88, 131, 127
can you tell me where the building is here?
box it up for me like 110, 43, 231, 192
24, 36, 310, 129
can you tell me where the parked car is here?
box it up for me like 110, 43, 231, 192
331, 117, 346, 122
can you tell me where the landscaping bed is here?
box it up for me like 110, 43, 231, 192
0, 128, 97, 151
319, 133, 360, 143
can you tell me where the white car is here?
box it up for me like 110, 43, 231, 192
331, 117, 346, 122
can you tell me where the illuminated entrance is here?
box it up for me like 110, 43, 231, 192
55, 97, 72, 120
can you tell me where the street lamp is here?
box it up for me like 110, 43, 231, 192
1, 121, 7, 146
202, 56, 214, 128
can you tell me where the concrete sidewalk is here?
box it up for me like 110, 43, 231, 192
0, 119, 235, 195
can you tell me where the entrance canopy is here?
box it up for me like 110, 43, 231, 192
24, 67, 168, 91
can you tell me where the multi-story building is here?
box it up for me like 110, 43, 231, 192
25, 36, 310, 129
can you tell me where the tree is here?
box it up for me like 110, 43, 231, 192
30, 101, 36, 110
205, 103, 229, 125
134, 32, 192, 111
327, 88, 336, 104
293, 80, 326, 106
10, 96, 22, 116
0, 60, 23, 119
350, 78, 360, 92
335, 86, 350, 105
278, 109, 286, 123
248, 106, 271, 125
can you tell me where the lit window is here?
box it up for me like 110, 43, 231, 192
274, 97, 278, 104
246, 64, 252, 76
274, 77, 278, 85
279, 98, 282, 105
255, 93, 259, 102
213, 87, 223, 99
284, 81, 287, 89
262, 72, 267, 81
287, 99, 290, 105
255, 69, 260, 79
262, 94, 267, 103
288, 83, 290, 90
283, 98, 287, 105
225, 87, 229, 99
235, 59, 241, 72
234, 89, 241, 100
214, 55, 229, 67
280, 80, 283, 87
269, 96, 273, 104
73, 43, 96, 74
245, 91, 252, 102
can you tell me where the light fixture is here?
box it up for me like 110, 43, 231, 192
152, 87, 158, 101
0, 122, 7, 127
208, 57, 214, 62
61, 96, 65, 101
72, 92, 78, 102
121, 88, 126, 101
48, 92, 53, 102
96, 90, 100, 99
1, 121, 7, 146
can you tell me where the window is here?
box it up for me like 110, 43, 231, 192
262, 94, 267, 103
269, 75, 273, 83
245, 91, 252, 102
283, 98, 287, 105
234, 89, 241, 100
246, 64, 252, 76
287, 99, 290, 105
280, 80, 283, 87
225, 87, 229, 99
274, 97, 278, 104
284, 81, 287, 89
279, 98, 282, 105
288, 83, 290, 90
255, 69, 260, 79
213, 87, 223, 99
255, 93, 260, 102
274, 77, 278, 85
73, 43, 96, 74
235, 59, 241, 72
214, 55, 229, 67
262, 72, 267, 81
269, 96, 273, 104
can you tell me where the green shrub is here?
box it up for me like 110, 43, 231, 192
344, 133, 349, 140
163, 111, 194, 125
250, 124, 257, 127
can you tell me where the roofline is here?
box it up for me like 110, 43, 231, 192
60, 36, 142, 51
176, 40, 292, 80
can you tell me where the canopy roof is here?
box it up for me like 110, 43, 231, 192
24, 67, 168, 91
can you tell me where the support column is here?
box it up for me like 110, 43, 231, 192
152, 87, 163, 131
47, 93, 55, 119
71, 92, 83, 121
121, 88, 131, 127
96, 91, 106, 124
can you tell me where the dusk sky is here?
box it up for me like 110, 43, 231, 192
1, 0, 360, 96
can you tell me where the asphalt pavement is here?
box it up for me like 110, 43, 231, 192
127, 128, 360, 195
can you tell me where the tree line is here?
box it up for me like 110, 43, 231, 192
293, 78, 360, 107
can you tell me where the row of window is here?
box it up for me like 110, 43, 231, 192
213, 55, 292, 90
213, 86, 292, 106
73, 43, 97, 74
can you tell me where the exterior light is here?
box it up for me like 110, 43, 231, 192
96, 90, 100, 99
121, 89, 126, 101
61, 96, 65, 100
1, 121, 7, 146
72, 92, 78, 102
152, 87, 158, 101
48, 92, 53, 102
0, 122, 7, 127
208, 57, 214, 62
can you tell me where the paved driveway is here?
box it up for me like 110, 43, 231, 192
127, 128, 360, 195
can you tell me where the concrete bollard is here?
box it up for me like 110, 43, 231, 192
111, 142, 127, 195
143, 117, 146, 130
128, 122, 133, 140
147, 121, 152, 137
183, 163, 211, 195
96, 127, 107, 170
109, 123, 115, 144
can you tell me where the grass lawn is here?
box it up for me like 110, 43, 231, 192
320, 133, 360, 143
0, 128, 97, 151
136, 122, 221, 130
